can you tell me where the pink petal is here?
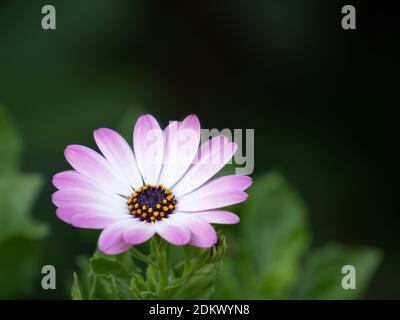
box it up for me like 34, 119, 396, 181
123, 221, 156, 245
178, 175, 252, 199
155, 218, 190, 246
193, 210, 240, 224
172, 213, 217, 248
64, 145, 132, 196
159, 115, 200, 188
52, 189, 126, 209
177, 191, 248, 212
98, 220, 135, 255
94, 128, 143, 189
133, 115, 164, 185
52, 170, 107, 193
198, 175, 253, 192
172, 136, 238, 197
70, 214, 122, 229
55, 200, 128, 224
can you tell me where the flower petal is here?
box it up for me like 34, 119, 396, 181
159, 115, 200, 188
192, 210, 240, 224
52, 170, 108, 193
98, 220, 135, 255
64, 145, 132, 196
155, 218, 190, 246
70, 213, 123, 229
52, 189, 126, 209
123, 221, 156, 245
172, 136, 238, 197
179, 175, 252, 199
94, 128, 143, 189
56, 203, 127, 224
133, 115, 164, 185
172, 213, 217, 247
177, 191, 248, 212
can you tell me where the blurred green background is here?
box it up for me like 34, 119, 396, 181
0, 0, 398, 298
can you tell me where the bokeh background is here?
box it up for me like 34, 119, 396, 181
0, 0, 399, 299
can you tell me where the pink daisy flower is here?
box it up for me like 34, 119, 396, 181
52, 114, 252, 255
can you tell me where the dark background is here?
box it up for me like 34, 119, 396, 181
0, 0, 398, 298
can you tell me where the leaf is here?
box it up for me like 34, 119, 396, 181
130, 274, 148, 298
71, 273, 84, 300
0, 105, 21, 174
0, 106, 48, 298
0, 174, 47, 242
294, 244, 382, 299
87, 254, 136, 300
240, 172, 311, 298
170, 263, 221, 299
90, 257, 130, 279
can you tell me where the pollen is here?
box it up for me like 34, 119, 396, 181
127, 184, 177, 223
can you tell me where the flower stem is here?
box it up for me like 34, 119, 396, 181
129, 247, 156, 266
151, 237, 169, 298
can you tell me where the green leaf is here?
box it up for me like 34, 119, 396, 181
0, 107, 48, 298
0, 105, 21, 174
0, 174, 47, 242
170, 263, 221, 299
87, 254, 136, 300
130, 274, 148, 299
71, 273, 84, 300
240, 172, 311, 298
90, 257, 130, 279
294, 244, 382, 299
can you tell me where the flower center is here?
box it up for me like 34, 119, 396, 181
127, 184, 177, 222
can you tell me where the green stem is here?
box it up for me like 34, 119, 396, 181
129, 247, 156, 266
151, 237, 169, 298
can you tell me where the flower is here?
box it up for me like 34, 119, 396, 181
52, 114, 252, 254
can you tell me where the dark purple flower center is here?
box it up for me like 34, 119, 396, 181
127, 184, 177, 223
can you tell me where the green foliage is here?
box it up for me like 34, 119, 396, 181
294, 244, 382, 299
71, 171, 382, 300
71, 237, 225, 300
213, 172, 382, 299
0, 105, 48, 298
